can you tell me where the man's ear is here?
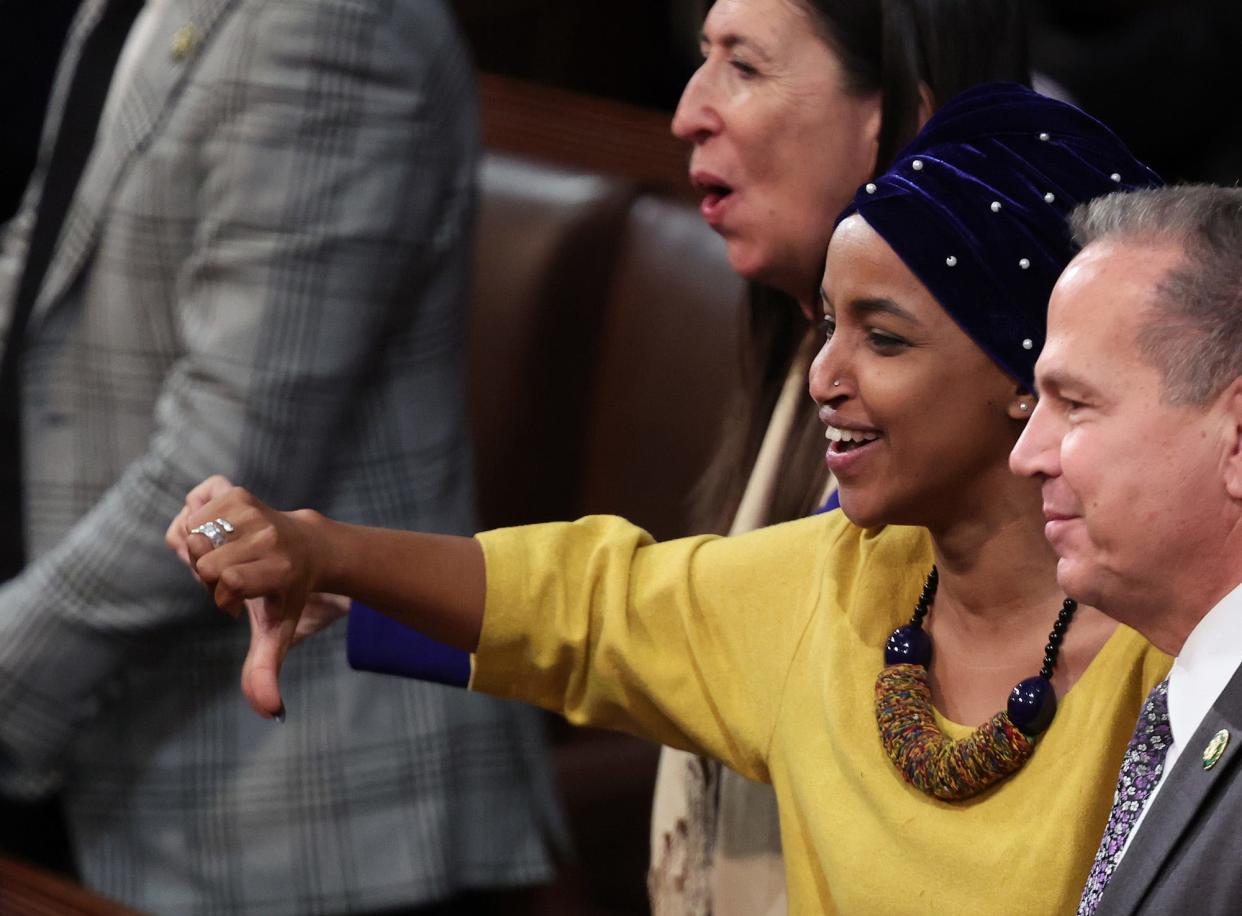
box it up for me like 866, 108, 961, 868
1006, 386, 1035, 421
1221, 378, 1242, 499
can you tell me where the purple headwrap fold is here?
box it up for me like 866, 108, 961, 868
838, 82, 1162, 390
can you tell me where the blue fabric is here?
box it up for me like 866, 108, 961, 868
347, 602, 471, 688
817, 489, 841, 513
838, 83, 1162, 391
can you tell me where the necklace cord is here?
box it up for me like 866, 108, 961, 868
874, 565, 1078, 801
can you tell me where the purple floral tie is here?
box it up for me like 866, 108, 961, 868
1078, 678, 1172, 915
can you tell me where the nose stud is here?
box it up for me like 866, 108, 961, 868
833, 380, 841, 388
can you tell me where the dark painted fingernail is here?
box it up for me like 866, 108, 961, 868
274, 704, 286, 724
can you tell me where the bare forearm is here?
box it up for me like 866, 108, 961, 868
315, 516, 485, 651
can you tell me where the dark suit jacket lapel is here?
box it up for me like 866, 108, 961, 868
1097, 658, 1242, 915
28, 0, 239, 335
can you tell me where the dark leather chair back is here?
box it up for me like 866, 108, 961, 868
467, 153, 636, 529
577, 196, 746, 539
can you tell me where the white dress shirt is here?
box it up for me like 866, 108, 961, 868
1120, 579, 1242, 858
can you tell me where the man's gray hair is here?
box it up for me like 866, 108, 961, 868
1070, 185, 1242, 405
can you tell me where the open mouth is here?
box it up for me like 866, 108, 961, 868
824, 425, 881, 454
691, 172, 735, 220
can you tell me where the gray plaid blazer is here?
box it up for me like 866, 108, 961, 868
0, 0, 560, 912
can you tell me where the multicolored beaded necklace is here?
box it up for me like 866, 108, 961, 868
874, 566, 1078, 801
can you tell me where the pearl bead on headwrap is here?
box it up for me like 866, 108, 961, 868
836, 82, 1162, 390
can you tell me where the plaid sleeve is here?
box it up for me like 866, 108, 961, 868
0, 0, 478, 791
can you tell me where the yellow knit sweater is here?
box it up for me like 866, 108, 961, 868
472, 512, 1170, 914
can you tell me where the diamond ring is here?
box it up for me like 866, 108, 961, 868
190, 518, 235, 550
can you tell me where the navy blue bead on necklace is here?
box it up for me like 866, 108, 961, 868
874, 566, 1079, 801
884, 566, 1078, 736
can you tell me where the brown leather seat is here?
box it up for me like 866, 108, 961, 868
578, 195, 746, 539
468, 153, 636, 530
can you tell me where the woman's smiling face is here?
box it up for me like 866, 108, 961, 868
810, 215, 1026, 529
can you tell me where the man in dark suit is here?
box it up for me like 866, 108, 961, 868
1012, 184, 1242, 915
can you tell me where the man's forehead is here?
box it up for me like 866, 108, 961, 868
1066, 237, 1181, 290
1040, 239, 1182, 393
1048, 239, 1178, 333
1033, 331, 1091, 394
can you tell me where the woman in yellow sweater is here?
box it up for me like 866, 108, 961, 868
171, 85, 1169, 913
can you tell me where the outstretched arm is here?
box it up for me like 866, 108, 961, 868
181, 484, 484, 717
176, 480, 839, 784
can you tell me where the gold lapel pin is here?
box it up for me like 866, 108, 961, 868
1202, 729, 1230, 770
171, 24, 198, 63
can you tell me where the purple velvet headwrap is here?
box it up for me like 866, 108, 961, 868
837, 82, 1162, 390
